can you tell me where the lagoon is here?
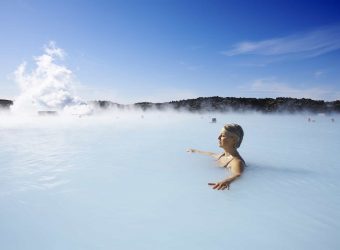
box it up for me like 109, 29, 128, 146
1, 111, 339, 250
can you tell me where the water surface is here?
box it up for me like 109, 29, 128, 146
1, 112, 339, 250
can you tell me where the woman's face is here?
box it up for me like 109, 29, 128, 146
218, 128, 234, 148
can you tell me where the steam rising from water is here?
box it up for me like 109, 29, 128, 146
11, 42, 92, 115
1, 112, 339, 249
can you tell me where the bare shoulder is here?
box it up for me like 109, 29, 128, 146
230, 157, 245, 174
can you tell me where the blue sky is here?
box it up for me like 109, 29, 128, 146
1, 0, 340, 103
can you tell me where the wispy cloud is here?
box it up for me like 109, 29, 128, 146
238, 78, 340, 101
314, 70, 324, 78
223, 24, 340, 58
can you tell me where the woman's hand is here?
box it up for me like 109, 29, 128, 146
208, 180, 230, 190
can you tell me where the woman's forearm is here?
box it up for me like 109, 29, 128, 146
224, 173, 241, 184
189, 149, 217, 157
194, 149, 215, 156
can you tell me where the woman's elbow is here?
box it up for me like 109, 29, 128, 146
234, 173, 242, 178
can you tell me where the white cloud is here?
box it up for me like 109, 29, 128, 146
44, 41, 66, 59
314, 70, 324, 78
223, 24, 340, 58
238, 78, 340, 101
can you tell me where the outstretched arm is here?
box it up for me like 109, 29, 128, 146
208, 159, 244, 190
187, 148, 221, 159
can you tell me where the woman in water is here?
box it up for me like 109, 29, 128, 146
187, 123, 245, 190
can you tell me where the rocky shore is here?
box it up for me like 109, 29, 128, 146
2, 97, 340, 113
0, 99, 13, 109
92, 97, 340, 113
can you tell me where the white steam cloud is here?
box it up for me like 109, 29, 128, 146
11, 41, 92, 115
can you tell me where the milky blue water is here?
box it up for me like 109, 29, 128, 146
1, 112, 339, 250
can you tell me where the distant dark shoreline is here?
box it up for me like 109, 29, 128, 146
91, 97, 340, 113
1, 97, 340, 113
0, 99, 13, 109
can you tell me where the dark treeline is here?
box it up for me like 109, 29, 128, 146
93, 97, 340, 113
2, 97, 340, 113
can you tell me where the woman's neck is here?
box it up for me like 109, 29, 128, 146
223, 147, 238, 157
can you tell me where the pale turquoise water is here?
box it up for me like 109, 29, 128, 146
1, 112, 340, 250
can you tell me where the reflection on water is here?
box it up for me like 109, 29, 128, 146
0, 112, 339, 250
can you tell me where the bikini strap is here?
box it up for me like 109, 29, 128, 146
217, 153, 225, 160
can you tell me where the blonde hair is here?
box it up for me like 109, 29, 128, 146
223, 123, 244, 148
